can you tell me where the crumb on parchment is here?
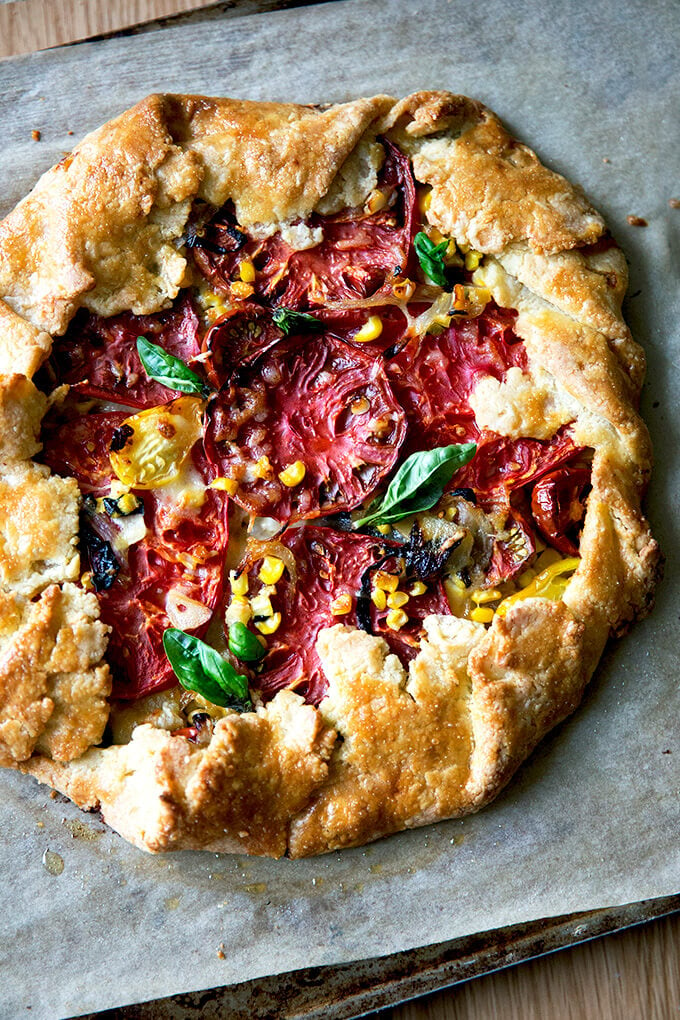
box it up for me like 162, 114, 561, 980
31, 130, 41, 141
626, 215, 648, 226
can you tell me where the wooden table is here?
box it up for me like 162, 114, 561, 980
1, 3, 677, 1018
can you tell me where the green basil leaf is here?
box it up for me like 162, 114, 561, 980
355, 444, 477, 528
163, 629, 252, 712
414, 231, 449, 288
137, 336, 211, 397
228, 621, 266, 662
272, 308, 323, 336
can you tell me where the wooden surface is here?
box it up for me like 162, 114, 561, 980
1, 2, 678, 1018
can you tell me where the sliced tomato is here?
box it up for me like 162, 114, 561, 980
41, 410, 228, 699
530, 466, 592, 555
204, 332, 406, 523
191, 140, 417, 310
238, 525, 450, 705
49, 294, 203, 409
202, 302, 286, 388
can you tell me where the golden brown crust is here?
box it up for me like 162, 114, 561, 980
0, 91, 661, 857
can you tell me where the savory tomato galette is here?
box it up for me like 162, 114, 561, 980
0, 92, 660, 856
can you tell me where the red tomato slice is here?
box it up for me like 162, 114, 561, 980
238, 525, 451, 705
191, 140, 417, 309
204, 332, 406, 523
48, 294, 203, 409
40, 410, 228, 699
530, 466, 592, 555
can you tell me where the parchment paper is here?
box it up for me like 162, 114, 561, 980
0, 1, 678, 1016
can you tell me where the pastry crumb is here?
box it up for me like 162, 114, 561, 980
216, 943, 226, 959
669, 198, 680, 209
626, 215, 648, 226
602, 157, 610, 163
31, 129, 41, 142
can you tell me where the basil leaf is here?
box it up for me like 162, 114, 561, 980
414, 231, 449, 288
355, 444, 477, 528
136, 336, 211, 397
272, 308, 323, 336
228, 621, 266, 662
163, 629, 252, 712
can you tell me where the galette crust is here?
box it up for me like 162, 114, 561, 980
0, 91, 661, 856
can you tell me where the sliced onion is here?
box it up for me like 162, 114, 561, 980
240, 537, 298, 588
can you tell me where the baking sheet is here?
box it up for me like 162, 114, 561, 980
0, 1, 678, 1017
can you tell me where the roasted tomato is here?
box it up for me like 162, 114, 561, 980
530, 466, 592, 555
48, 294, 202, 409
204, 332, 406, 523
191, 140, 417, 309
41, 410, 228, 699
202, 302, 286, 388
238, 526, 450, 705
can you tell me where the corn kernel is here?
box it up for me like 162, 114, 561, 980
365, 188, 388, 214
410, 581, 427, 597
254, 456, 273, 480
230, 570, 249, 597
353, 316, 383, 343
258, 556, 285, 585
255, 612, 281, 635
392, 278, 416, 301
464, 250, 482, 271
387, 590, 409, 609
350, 395, 370, 415
330, 593, 353, 615
374, 570, 399, 592
250, 593, 273, 618
210, 476, 238, 495
419, 189, 432, 215
81, 571, 94, 591
230, 280, 254, 299
371, 588, 387, 610
239, 258, 256, 283
386, 608, 409, 631
470, 606, 494, 624
278, 460, 306, 487
449, 576, 466, 590
376, 524, 391, 535
471, 589, 502, 605
225, 597, 252, 626
429, 226, 446, 245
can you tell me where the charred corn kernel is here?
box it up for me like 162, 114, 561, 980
410, 581, 428, 597
258, 556, 285, 585
376, 524, 391, 535
374, 571, 399, 592
496, 557, 580, 617
353, 316, 383, 342
471, 588, 502, 605
210, 476, 238, 495
517, 569, 536, 588
239, 258, 256, 283
386, 608, 409, 631
419, 189, 432, 215
365, 188, 388, 214
278, 460, 306, 487
330, 593, 353, 615
470, 606, 494, 624
392, 277, 416, 301
255, 612, 281, 635
371, 588, 387, 610
387, 590, 409, 609
451, 283, 467, 312
230, 280, 254, 299
250, 593, 274, 618
225, 597, 252, 626
464, 249, 482, 271
229, 571, 249, 597
115, 493, 139, 515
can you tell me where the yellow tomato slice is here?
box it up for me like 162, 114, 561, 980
109, 396, 204, 489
